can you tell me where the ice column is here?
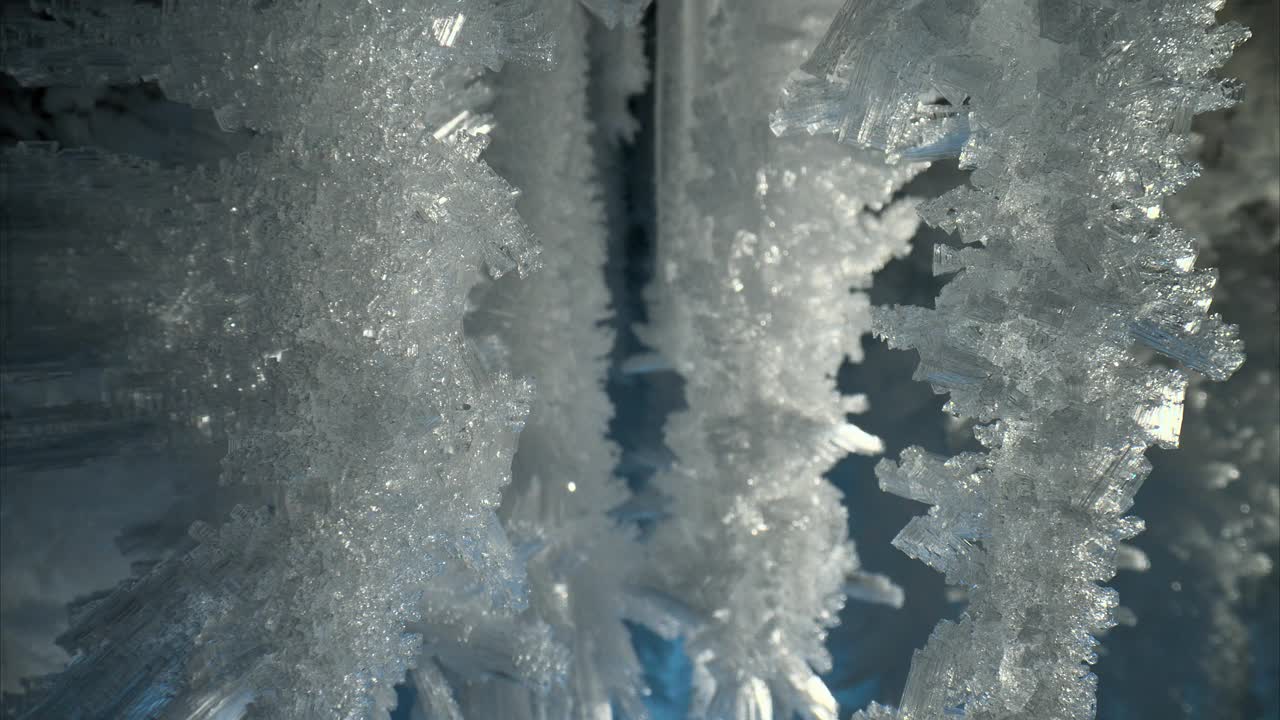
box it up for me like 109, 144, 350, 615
637, 0, 921, 718
774, 1, 1247, 717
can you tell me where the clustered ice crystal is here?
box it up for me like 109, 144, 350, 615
4, 0, 663, 716
2, 0, 582, 716
1105, 0, 1278, 709
416, 2, 652, 717
630, 0, 920, 717
1, 0, 1267, 717
773, 0, 1248, 717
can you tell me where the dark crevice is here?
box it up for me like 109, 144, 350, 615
824, 159, 972, 710
602, 3, 686, 505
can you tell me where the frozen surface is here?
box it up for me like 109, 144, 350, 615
775, 0, 1248, 718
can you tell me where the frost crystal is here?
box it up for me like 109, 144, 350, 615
1098, 1, 1279, 711
636, 0, 920, 717
3, 1, 555, 716
775, 0, 1248, 717
429, 2, 652, 717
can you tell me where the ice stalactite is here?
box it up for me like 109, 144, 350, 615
774, 0, 1247, 718
636, 0, 921, 718
428, 2, 652, 718
2, 1, 563, 717
1099, 0, 1279, 715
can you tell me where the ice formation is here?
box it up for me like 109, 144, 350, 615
420, 2, 652, 717
2, 1, 560, 716
633, 0, 920, 717
1, 0, 1273, 717
773, 0, 1248, 718
1098, 0, 1279, 712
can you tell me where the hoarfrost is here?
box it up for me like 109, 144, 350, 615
1099, 0, 1279, 712
2, 0, 557, 716
436, 1, 652, 717
637, 0, 920, 717
0, 0, 1271, 717
774, 0, 1249, 718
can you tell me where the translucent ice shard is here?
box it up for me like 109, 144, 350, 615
779, 1, 1249, 718
639, 0, 921, 717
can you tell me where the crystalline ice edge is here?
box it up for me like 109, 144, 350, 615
428, 2, 652, 718
775, 1, 1248, 718
1096, 0, 1279, 712
638, 0, 921, 717
1, 1, 566, 717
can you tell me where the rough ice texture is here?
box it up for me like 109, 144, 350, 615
775, 0, 1248, 718
436, 3, 651, 718
1, 1, 558, 717
638, 0, 920, 718
1098, 0, 1278, 714
0, 92, 261, 692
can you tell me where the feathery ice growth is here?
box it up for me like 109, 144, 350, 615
0, 0, 1275, 719
630, 0, 918, 718
774, 0, 1253, 718
2, 0, 638, 716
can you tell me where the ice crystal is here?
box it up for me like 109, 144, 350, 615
1099, 0, 1279, 712
775, 0, 1248, 718
1, 0, 1271, 717
636, 0, 920, 717
432, 2, 652, 717
2, 1, 555, 716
